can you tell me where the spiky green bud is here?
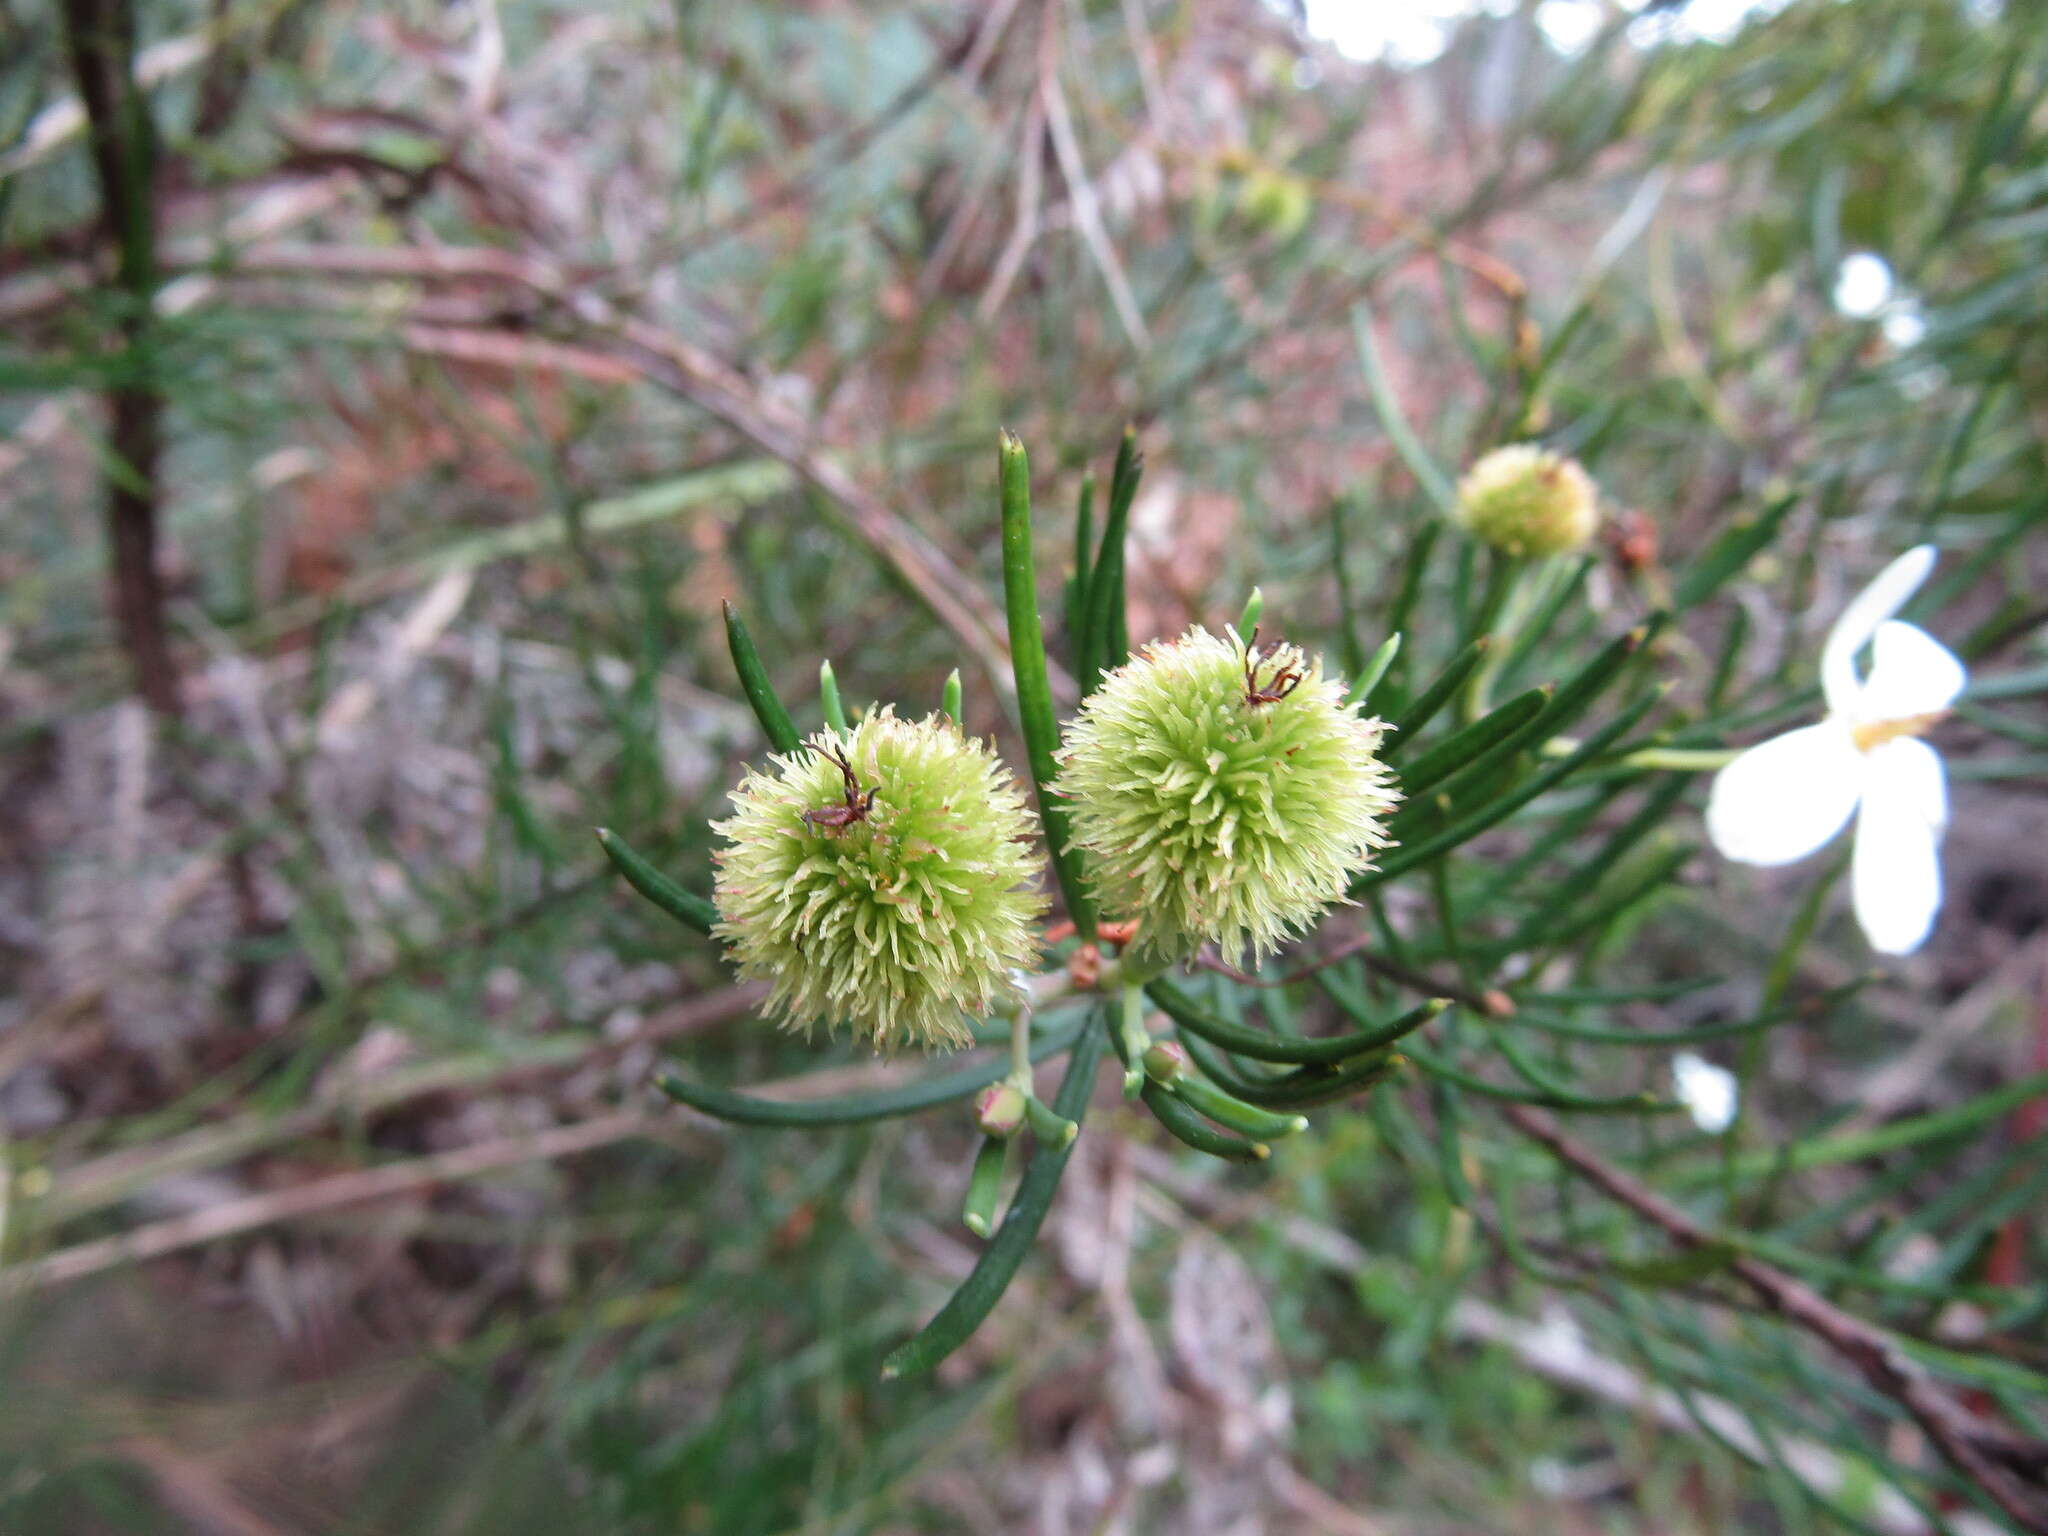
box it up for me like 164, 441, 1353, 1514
1453, 444, 1599, 557
1053, 626, 1399, 968
711, 709, 1047, 1051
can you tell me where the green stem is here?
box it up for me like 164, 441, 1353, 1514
1116, 980, 1151, 1097
1009, 986, 1033, 1085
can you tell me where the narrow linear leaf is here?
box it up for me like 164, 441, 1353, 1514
1082, 427, 1142, 687
881, 1017, 1106, 1379
962, 1136, 1010, 1238
1353, 632, 1403, 708
1149, 979, 1447, 1065
1388, 637, 1492, 747
1329, 495, 1368, 679
1405, 1043, 1677, 1113
1673, 491, 1798, 610
1066, 468, 1096, 653
596, 828, 717, 937
818, 659, 848, 733
1171, 1073, 1308, 1139
656, 1014, 1086, 1129
1142, 1081, 1270, 1162
1495, 556, 1595, 691
1358, 688, 1669, 890
1530, 618, 1663, 745
1353, 302, 1457, 514
1395, 687, 1552, 802
722, 599, 800, 753
1219, 1049, 1407, 1109
997, 433, 1095, 935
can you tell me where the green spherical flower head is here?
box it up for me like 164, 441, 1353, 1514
1053, 626, 1399, 969
712, 709, 1047, 1051
1454, 444, 1599, 558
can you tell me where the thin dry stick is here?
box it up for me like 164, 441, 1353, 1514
207, 240, 1026, 696
7, 225, 1030, 696
1450, 1298, 2006, 1536
978, 87, 1047, 324
1131, 1146, 1989, 1536
42, 982, 768, 1226
1502, 1102, 2048, 1534
1039, 12, 1149, 350
6, 1111, 667, 1294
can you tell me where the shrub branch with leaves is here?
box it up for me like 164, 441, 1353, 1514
603, 420, 2048, 1531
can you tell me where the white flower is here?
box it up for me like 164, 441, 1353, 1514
1671, 1052, 1738, 1134
1706, 546, 1964, 955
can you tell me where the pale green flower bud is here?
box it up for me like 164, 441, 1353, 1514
1053, 626, 1399, 969
974, 1083, 1028, 1139
712, 708, 1047, 1051
1142, 1040, 1191, 1083
1453, 444, 1600, 558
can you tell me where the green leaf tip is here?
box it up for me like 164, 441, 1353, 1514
722, 598, 801, 753
819, 659, 848, 733
597, 827, 718, 937
881, 1019, 1106, 1380
996, 432, 1097, 935
1238, 586, 1265, 634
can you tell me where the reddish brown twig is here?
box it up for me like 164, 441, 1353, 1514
1987, 947, 2048, 1291
1501, 1102, 2048, 1533
63, 0, 181, 714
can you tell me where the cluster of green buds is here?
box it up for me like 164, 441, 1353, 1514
605, 427, 1657, 1383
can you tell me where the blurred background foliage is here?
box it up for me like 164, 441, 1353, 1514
0, 0, 2044, 1530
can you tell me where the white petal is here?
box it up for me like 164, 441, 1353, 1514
1851, 738, 1947, 955
1820, 545, 1938, 717
1706, 722, 1865, 867
1672, 1052, 1738, 1134
1855, 621, 1966, 724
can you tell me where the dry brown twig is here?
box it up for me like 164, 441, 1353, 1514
1501, 1102, 2048, 1534
196, 239, 1031, 697
1038, 6, 1149, 351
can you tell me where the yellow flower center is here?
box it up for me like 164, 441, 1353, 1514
1851, 711, 1945, 754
